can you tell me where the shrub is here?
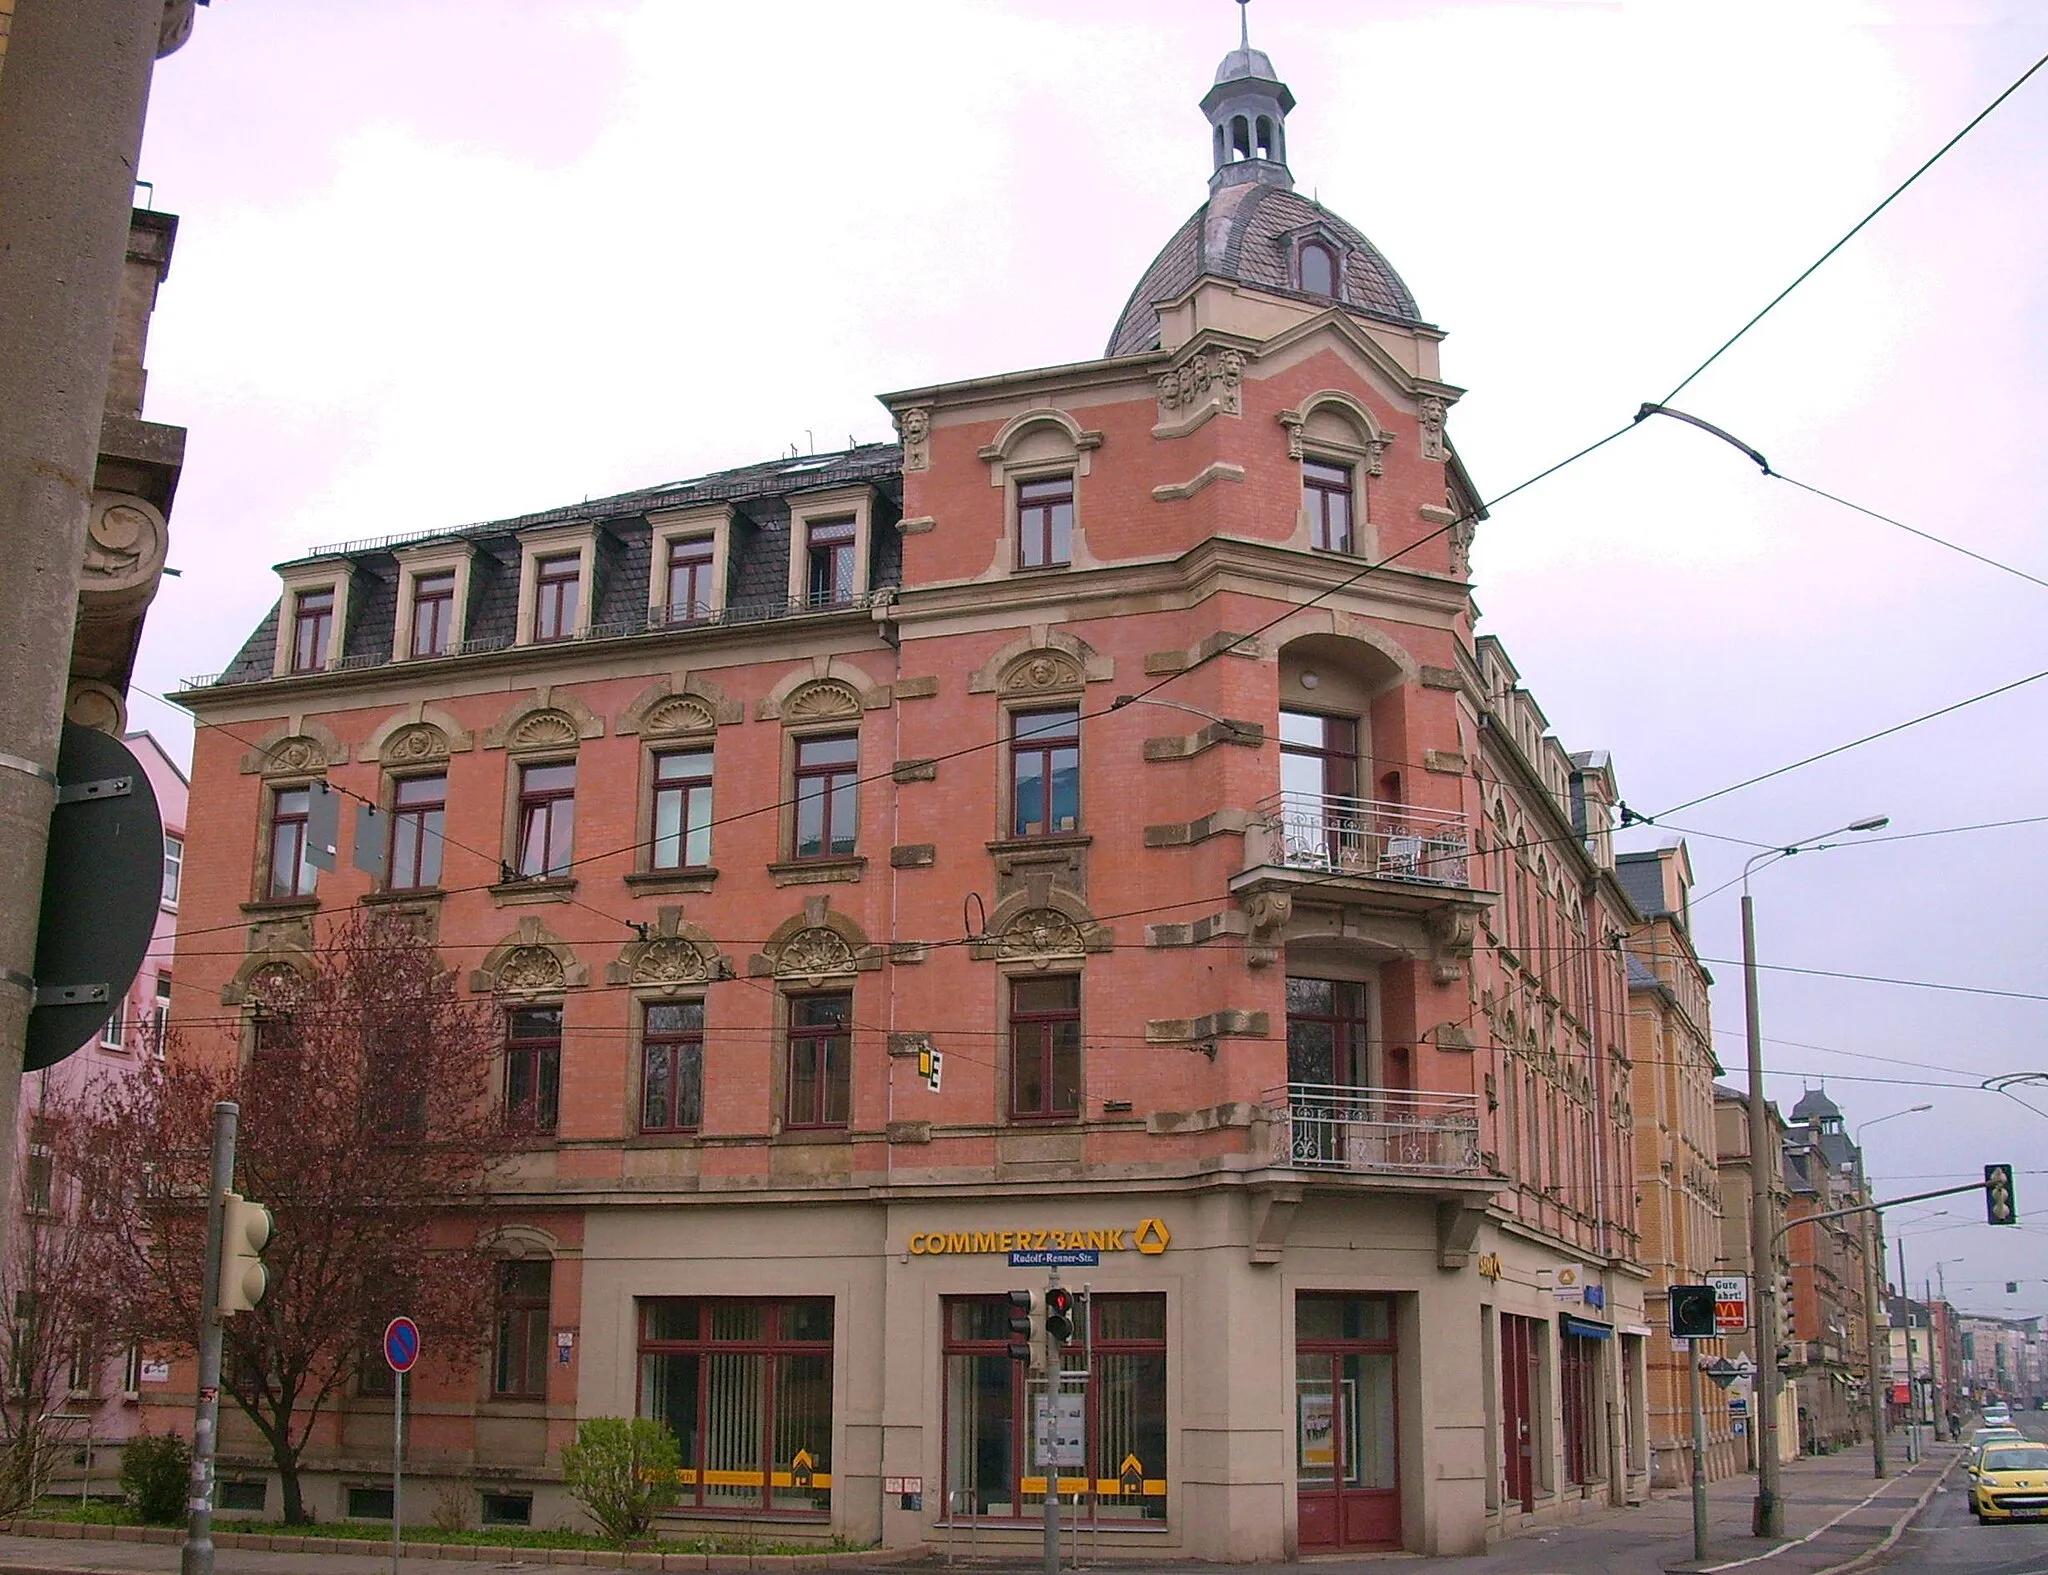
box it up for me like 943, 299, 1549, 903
559, 1417, 679, 1544
120, 1432, 191, 1524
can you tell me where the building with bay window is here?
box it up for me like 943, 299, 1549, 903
162, 27, 1654, 1558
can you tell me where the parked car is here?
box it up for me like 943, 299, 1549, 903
1971, 1441, 2048, 1522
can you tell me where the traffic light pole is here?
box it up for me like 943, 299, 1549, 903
1688, 1339, 1709, 1563
181, 1101, 238, 1575
1043, 1273, 1060, 1575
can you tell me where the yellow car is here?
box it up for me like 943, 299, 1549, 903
1971, 1441, 2048, 1522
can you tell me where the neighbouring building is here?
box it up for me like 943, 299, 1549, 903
163, 28, 1654, 1558
1715, 1085, 1796, 1464
1780, 1088, 1871, 1452
1617, 843, 1738, 1486
1956, 1313, 2041, 1408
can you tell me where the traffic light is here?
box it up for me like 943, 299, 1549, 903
1987, 1164, 2018, 1226
218, 1192, 274, 1313
1669, 1283, 1717, 1340
1044, 1285, 1076, 1345
1006, 1290, 1035, 1363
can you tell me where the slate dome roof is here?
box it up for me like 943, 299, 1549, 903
1790, 1086, 1844, 1124
1106, 182, 1424, 358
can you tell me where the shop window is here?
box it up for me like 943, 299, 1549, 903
651, 749, 713, 870
516, 761, 576, 878
642, 1002, 704, 1133
1016, 476, 1073, 570
493, 1260, 552, 1400
784, 993, 850, 1130
1303, 460, 1353, 553
790, 734, 858, 859
388, 773, 446, 890
290, 587, 334, 674
1010, 709, 1079, 837
266, 785, 319, 899
161, 834, 183, 908
942, 1293, 1166, 1523
805, 517, 857, 608
533, 553, 582, 642
410, 569, 458, 658
1010, 977, 1080, 1120
637, 1297, 835, 1516
664, 537, 715, 624
505, 1007, 561, 1133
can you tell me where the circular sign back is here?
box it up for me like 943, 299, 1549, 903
384, 1316, 420, 1373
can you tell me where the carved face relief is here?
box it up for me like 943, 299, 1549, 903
997, 907, 1086, 960
897, 407, 931, 471
266, 737, 326, 777
1000, 653, 1081, 695
383, 724, 450, 765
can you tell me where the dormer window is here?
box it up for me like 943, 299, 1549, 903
391, 542, 475, 663
806, 517, 856, 608
1299, 240, 1337, 297
514, 522, 599, 646
784, 486, 878, 610
665, 538, 714, 624
411, 571, 456, 658
534, 554, 581, 642
290, 588, 334, 674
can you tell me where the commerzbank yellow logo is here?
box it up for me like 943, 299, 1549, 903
906, 1217, 1172, 1259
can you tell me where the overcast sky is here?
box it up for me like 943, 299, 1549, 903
130, 1, 2048, 1318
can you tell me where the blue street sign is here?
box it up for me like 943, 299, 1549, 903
1010, 1249, 1099, 1268
384, 1316, 421, 1373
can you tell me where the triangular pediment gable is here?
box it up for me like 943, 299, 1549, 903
1253, 307, 1463, 413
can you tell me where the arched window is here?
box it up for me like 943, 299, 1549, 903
1255, 116, 1275, 160
1300, 241, 1337, 297
1214, 123, 1227, 165
1231, 116, 1251, 161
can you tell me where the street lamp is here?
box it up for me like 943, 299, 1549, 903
1744, 815, 1889, 1537
1851, 1103, 1932, 1479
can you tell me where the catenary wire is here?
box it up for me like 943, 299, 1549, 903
1771, 470, 2048, 595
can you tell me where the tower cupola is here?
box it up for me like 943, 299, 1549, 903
1202, 1, 1295, 193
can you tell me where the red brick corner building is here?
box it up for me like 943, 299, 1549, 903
170, 34, 1651, 1558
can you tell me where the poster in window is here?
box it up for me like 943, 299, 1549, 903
1298, 1384, 1335, 1470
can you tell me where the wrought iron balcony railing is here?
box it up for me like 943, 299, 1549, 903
1263, 1083, 1484, 1177
1250, 792, 1471, 887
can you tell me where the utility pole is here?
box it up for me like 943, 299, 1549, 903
0, 0, 184, 1267
180, 1102, 238, 1575
1688, 1340, 1709, 1564
1898, 1236, 1919, 1464
1864, 1209, 1887, 1478
1741, 888, 1784, 1536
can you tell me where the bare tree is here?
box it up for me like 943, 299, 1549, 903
0, 1068, 157, 1514
147, 912, 517, 1524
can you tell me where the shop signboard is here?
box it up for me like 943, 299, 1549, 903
1711, 1274, 1749, 1333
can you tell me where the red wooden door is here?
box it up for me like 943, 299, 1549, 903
1501, 1315, 1537, 1512
1296, 1297, 1401, 1551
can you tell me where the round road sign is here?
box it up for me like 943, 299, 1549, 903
384, 1316, 420, 1373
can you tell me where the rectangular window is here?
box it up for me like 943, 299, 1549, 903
480, 1493, 532, 1526
151, 972, 171, 1054
516, 762, 576, 878
505, 1007, 561, 1133
651, 749, 713, 870
290, 587, 334, 673
217, 1480, 267, 1513
347, 1485, 396, 1521
642, 1002, 705, 1133
493, 1260, 552, 1400
784, 993, 850, 1130
267, 785, 318, 899
1010, 708, 1080, 837
665, 537, 715, 623
100, 998, 127, 1050
23, 1133, 54, 1216
1304, 460, 1354, 553
410, 569, 457, 658
943, 1293, 1166, 1523
1278, 709, 1360, 868
388, 773, 446, 890
359, 1344, 396, 1397
1010, 976, 1080, 1120
805, 517, 856, 608
1017, 476, 1073, 569
533, 553, 581, 642
791, 734, 857, 859
638, 1297, 835, 1516
161, 834, 183, 908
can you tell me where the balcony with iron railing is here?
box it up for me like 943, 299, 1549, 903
1249, 792, 1471, 886
1260, 1083, 1485, 1178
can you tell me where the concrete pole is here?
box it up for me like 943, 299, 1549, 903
1898, 1236, 1919, 1464
1865, 1209, 1887, 1478
0, 0, 169, 1266
181, 1102, 238, 1575
1741, 891, 1784, 1536
1689, 1339, 1709, 1563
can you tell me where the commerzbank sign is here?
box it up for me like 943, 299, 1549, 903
907, 1218, 1171, 1267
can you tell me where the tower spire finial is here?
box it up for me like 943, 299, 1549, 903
1238, 0, 1250, 50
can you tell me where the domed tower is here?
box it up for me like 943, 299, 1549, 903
1106, 9, 1428, 358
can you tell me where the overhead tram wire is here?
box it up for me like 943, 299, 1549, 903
1659, 45, 2048, 405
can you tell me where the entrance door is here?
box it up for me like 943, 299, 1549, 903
1500, 1314, 1539, 1512
1295, 1296, 1400, 1550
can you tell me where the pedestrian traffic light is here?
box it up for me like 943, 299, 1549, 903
1669, 1283, 1717, 1340
1044, 1285, 1076, 1345
218, 1192, 274, 1313
1006, 1290, 1035, 1363
1987, 1164, 2018, 1225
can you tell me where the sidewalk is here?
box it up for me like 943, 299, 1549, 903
0, 1443, 1959, 1575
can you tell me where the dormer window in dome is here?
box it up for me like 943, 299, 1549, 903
1299, 241, 1337, 297
1284, 221, 1350, 302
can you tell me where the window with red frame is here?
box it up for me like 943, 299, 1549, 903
651, 749, 713, 870
409, 570, 457, 658
665, 537, 714, 623
1303, 460, 1354, 553
804, 517, 856, 607
290, 587, 333, 673
1010, 708, 1079, 837
266, 785, 318, 899
493, 1260, 552, 1399
504, 1007, 561, 1133
1016, 476, 1073, 569
387, 773, 446, 890
515, 761, 576, 878
784, 993, 850, 1129
790, 734, 857, 859
1009, 976, 1080, 1119
642, 1001, 704, 1133
532, 553, 581, 641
